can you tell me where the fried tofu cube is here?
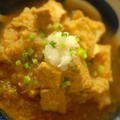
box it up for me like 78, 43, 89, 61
91, 77, 110, 94
90, 45, 113, 82
64, 17, 105, 58
94, 91, 111, 109
37, 62, 62, 89
67, 57, 92, 93
40, 89, 67, 114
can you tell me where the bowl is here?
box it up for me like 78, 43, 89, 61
0, 0, 120, 120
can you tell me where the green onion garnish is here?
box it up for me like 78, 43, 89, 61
28, 34, 35, 41
22, 52, 29, 58
61, 32, 68, 37
28, 48, 34, 56
24, 76, 31, 85
23, 62, 30, 69
86, 60, 92, 67
53, 23, 63, 30
15, 60, 21, 66
76, 37, 81, 42
72, 66, 80, 71
92, 71, 98, 77
32, 58, 38, 64
61, 42, 66, 48
39, 32, 46, 38
69, 48, 75, 57
61, 81, 71, 89
97, 65, 104, 73
49, 41, 56, 48
77, 47, 87, 59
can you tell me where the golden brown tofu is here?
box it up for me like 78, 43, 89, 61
71, 10, 84, 20
94, 91, 111, 109
32, 0, 66, 24
67, 57, 92, 93
37, 62, 62, 89
91, 77, 110, 94
40, 89, 67, 114
64, 17, 105, 58
90, 45, 113, 82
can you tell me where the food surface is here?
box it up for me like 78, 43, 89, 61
0, 0, 119, 120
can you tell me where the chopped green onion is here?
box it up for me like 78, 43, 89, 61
49, 41, 56, 48
39, 32, 46, 38
76, 37, 81, 42
92, 71, 98, 77
97, 65, 104, 73
28, 34, 35, 41
22, 52, 29, 58
69, 48, 75, 57
77, 47, 87, 59
24, 62, 30, 69
16, 60, 21, 66
32, 58, 38, 64
61, 32, 68, 37
24, 76, 31, 85
28, 48, 34, 56
53, 23, 63, 30
61, 42, 66, 48
61, 81, 71, 89
64, 77, 70, 81
41, 40, 48, 45
72, 66, 80, 71
86, 60, 92, 67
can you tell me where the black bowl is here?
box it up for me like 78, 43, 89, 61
0, 0, 120, 120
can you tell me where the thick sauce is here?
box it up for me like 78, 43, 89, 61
0, 1, 120, 120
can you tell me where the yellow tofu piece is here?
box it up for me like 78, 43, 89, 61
40, 89, 67, 114
90, 45, 113, 82
67, 57, 92, 93
64, 17, 105, 58
37, 62, 62, 89
94, 91, 111, 109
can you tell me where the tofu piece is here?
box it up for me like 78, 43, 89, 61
94, 91, 111, 109
41, 0, 66, 23
67, 57, 92, 93
71, 10, 84, 20
40, 89, 67, 114
90, 45, 113, 82
91, 77, 110, 94
32, 0, 66, 24
64, 17, 105, 58
37, 62, 62, 89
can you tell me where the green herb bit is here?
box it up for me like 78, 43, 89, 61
22, 52, 29, 58
28, 34, 35, 41
92, 71, 98, 77
77, 47, 87, 59
28, 48, 34, 56
24, 76, 31, 85
24, 62, 30, 69
61, 42, 66, 48
61, 81, 71, 89
53, 23, 63, 30
32, 58, 38, 64
16, 60, 21, 66
76, 37, 81, 42
69, 48, 75, 57
86, 60, 92, 67
97, 65, 104, 73
64, 77, 70, 81
49, 41, 56, 48
72, 66, 80, 71
61, 32, 68, 37
39, 32, 46, 38
41, 40, 48, 45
